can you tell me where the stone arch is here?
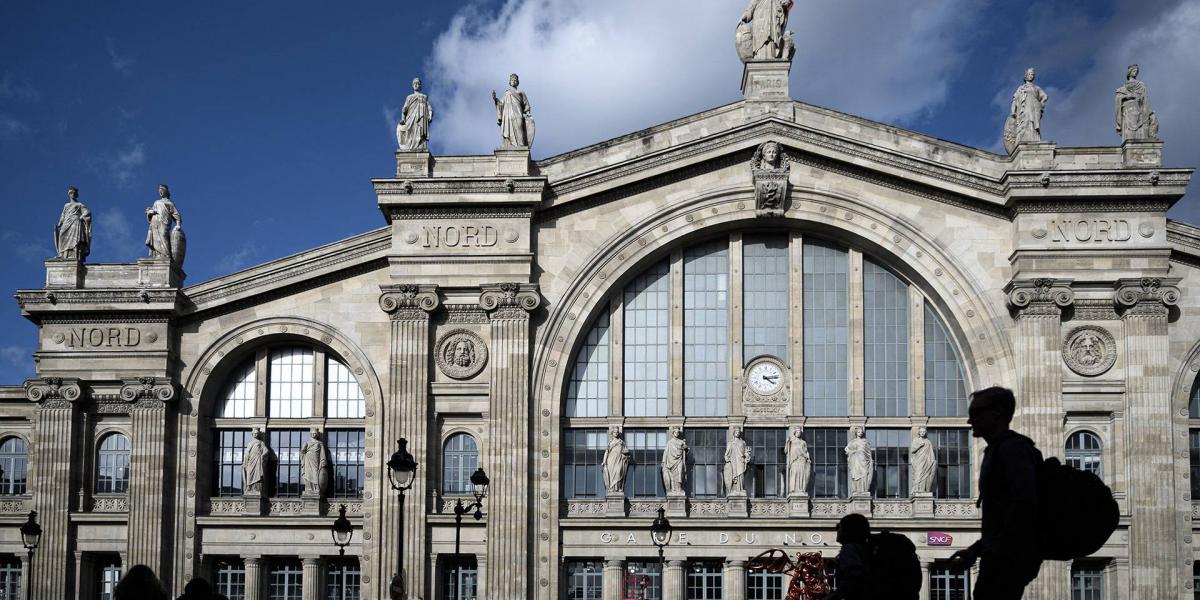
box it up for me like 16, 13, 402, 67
528, 183, 1017, 596
1170, 340, 1200, 417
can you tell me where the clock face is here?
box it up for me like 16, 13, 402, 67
747, 361, 784, 395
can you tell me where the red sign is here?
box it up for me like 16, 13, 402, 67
926, 532, 954, 546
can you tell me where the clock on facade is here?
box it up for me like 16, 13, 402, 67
745, 356, 786, 396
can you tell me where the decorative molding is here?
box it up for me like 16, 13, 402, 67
479, 283, 541, 315
564, 500, 607, 517
379, 284, 440, 320
688, 501, 727, 518
15, 289, 177, 309
387, 206, 535, 221
268, 499, 305, 516
376, 179, 545, 197
1062, 326, 1117, 377
873, 500, 914, 517
932, 500, 978, 518
750, 141, 790, 218
434, 329, 488, 380
92, 495, 129, 513
810, 500, 848, 518
1071, 299, 1120, 321
1114, 277, 1181, 315
0, 497, 30, 514
208, 498, 247, 515
119, 377, 177, 403
1005, 278, 1074, 315
628, 501, 662, 517
748, 499, 789, 517
24, 377, 83, 403
441, 304, 490, 324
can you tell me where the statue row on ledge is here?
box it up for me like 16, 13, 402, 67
395, 73, 534, 152
243, 427, 330, 497
601, 425, 937, 499
1003, 64, 1159, 153
53, 184, 186, 268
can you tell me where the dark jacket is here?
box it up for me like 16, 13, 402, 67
827, 542, 869, 600
971, 429, 1042, 560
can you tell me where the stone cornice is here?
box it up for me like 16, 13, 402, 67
16, 289, 179, 313
118, 376, 176, 404
374, 177, 546, 197
1005, 278, 1074, 314
1114, 277, 1180, 314
24, 377, 83, 404
479, 283, 541, 314
379, 284, 441, 320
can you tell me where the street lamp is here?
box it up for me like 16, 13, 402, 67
452, 467, 489, 599
331, 504, 354, 556
650, 506, 672, 585
387, 438, 418, 595
20, 511, 40, 600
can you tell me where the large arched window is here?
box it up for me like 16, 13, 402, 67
0, 437, 27, 495
96, 433, 131, 494
442, 433, 480, 495
1066, 431, 1103, 478
561, 232, 973, 502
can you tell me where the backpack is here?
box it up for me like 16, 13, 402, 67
1036, 457, 1119, 560
866, 530, 921, 600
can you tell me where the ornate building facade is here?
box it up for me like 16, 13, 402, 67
1, 31, 1198, 600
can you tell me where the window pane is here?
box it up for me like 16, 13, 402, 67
684, 240, 729, 417
1192, 374, 1200, 418
216, 559, 247, 600
864, 260, 908, 417
929, 429, 971, 499
867, 429, 910, 498
1065, 431, 1103, 479
98, 560, 122, 600
685, 429, 725, 498
1071, 563, 1105, 600
624, 260, 670, 417
0, 556, 21, 600
625, 560, 662, 600
745, 429, 786, 498
562, 430, 605, 499
325, 559, 361, 600
271, 430, 309, 497
329, 430, 366, 498
626, 429, 667, 498
567, 310, 610, 418
686, 562, 723, 600
96, 434, 131, 494
214, 430, 250, 496
269, 348, 314, 419
0, 437, 28, 495
326, 358, 365, 419
925, 304, 968, 417
443, 433, 481, 495
803, 241, 848, 416
929, 563, 969, 600
221, 360, 257, 418
268, 560, 303, 600
443, 556, 478, 600
804, 428, 847, 498
747, 570, 784, 600
743, 234, 790, 364
1190, 430, 1200, 501
564, 561, 603, 600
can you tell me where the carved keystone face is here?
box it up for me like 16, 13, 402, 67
763, 143, 779, 167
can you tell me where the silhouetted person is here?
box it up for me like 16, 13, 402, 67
949, 386, 1042, 599
178, 576, 214, 600
115, 564, 170, 600
826, 513, 870, 600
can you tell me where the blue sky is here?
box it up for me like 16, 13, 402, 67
1, 0, 1197, 383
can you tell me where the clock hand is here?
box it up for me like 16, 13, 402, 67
762, 375, 779, 382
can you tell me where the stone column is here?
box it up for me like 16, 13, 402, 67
1115, 278, 1181, 597
918, 561, 931, 600
723, 559, 746, 600
602, 558, 625, 600
302, 557, 322, 600
378, 284, 440, 598
244, 556, 262, 600
479, 283, 540, 600
123, 378, 175, 578
1004, 278, 1072, 600
663, 560, 685, 600
24, 378, 82, 600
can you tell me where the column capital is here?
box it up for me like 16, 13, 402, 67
666, 559, 686, 568
479, 282, 541, 315
119, 376, 176, 406
24, 376, 83, 406
301, 556, 322, 565
379, 283, 441, 319
1005, 278, 1073, 315
724, 559, 746, 568
1114, 277, 1180, 315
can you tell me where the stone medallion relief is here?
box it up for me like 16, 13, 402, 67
435, 329, 488, 379
1062, 325, 1117, 376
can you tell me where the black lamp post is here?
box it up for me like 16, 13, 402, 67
452, 467, 489, 598
20, 511, 41, 600
387, 438, 418, 595
331, 504, 354, 556
649, 506, 671, 590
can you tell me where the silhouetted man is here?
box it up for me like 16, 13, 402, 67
949, 386, 1042, 599
826, 513, 870, 600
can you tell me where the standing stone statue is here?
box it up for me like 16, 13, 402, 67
1115, 64, 1158, 141
662, 426, 688, 495
492, 73, 534, 148
1003, 68, 1049, 153
602, 426, 631, 495
784, 425, 810, 496
242, 428, 273, 494
144, 184, 185, 265
54, 186, 92, 261
736, 0, 794, 62
846, 427, 874, 496
300, 428, 330, 496
910, 427, 936, 495
396, 77, 433, 151
723, 426, 752, 494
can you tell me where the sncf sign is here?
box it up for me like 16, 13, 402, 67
926, 532, 954, 546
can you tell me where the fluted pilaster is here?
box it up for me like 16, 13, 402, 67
379, 284, 440, 598
25, 378, 81, 600
302, 557, 322, 600
1115, 277, 1180, 597
663, 560, 685, 600
124, 377, 175, 578
245, 557, 262, 600
480, 283, 539, 600
723, 560, 746, 600
602, 559, 625, 600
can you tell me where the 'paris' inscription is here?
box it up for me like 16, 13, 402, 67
1049, 219, 1132, 242
422, 225, 499, 248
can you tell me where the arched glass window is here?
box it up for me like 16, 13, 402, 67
683, 239, 729, 417
326, 357, 365, 419
864, 259, 909, 417
566, 311, 609, 418
442, 433, 480, 495
0, 437, 27, 495
269, 347, 314, 418
96, 433, 131, 494
924, 305, 968, 416
1066, 431, 1103, 478
623, 260, 670, 417
220, 361, 256, 418
803, 241, 849, 416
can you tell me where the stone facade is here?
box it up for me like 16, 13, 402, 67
0, 60, 1198, 600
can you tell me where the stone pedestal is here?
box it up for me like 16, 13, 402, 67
726, 492, 749, 518
787, 493, 810, 518
741, 60, 794, 121
1011, 141, 1056, 170
495, 147, 531, 176
44, 258, 83, 288
243, 490, 266, 516
137, 257, 185, 288
605, 495, 627, 517
664, 493, 687, 518
1121, 139, 1163, 168
396, 150, 432, 178
847, 494, 872, 516
300, 489, 322, 516
912, 492, 934, 518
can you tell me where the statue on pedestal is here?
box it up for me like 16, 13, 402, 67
723, 426, 753, 495
737, 0, 795, 62
1003, 68, 1049, 153
397, 77, 433, 151
910, 427, 936, 495
1115, 64, 1158, 141
846, 427, 874, 496
301, 428, 330, 496
751, 140, 790, 217
662, 426, 688, 495
54, 186, 92, 261
242, 428, 273, 494
144, 184, 185, 266
784, 426, 810, 496
602, 426, 631, 495
492, 73, 534, 148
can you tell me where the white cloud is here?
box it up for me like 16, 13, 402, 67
216, 243, 262, 273
0, 345, 31, 371
92, 209, 139, 261
105, 37, 135, 77
0, 73, 40, 102
382, 105, 400, 145
0, 231, 52, 263
0, 114, 29, 143
426, 0, 985, 157
86, 139, 146, 187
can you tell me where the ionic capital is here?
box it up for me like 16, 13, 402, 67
1114, 277, 1180, 315
479, 283, 541, 315
379, 284, 441, 319
1005, 278, 1074, 315
119, 376, 177, 406
24, 377, 83, 405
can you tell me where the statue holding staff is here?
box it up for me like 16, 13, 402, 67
54, 186, 92, 261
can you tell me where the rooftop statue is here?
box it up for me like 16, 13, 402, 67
492, 73, 534, 148
54, 186, 92, 261
1115, 64, 1158, 142
736, 0, 795, 62
397, 77, 433, 151
1003, 68, 1048, 154
145, 184, 186, 266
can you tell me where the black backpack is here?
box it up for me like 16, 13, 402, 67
1036, 457, 1119, 560
866, 530, 921, 600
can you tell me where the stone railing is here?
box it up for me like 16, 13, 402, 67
564, 499, 607, 517
628, 500, 663, 517
0, 496, 30, 514
268, 498, 305, 516
749, 499, 789, 517
558, 496, 975, 519
92, 495, 129, 513
435, 494, 487, 516
1192, 502, 1200, 521
810, 500, 848, 518
208, 498, 247, 515
873, 500, 914, 517
687, 501, 727, 518
932, 500, 978, 518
